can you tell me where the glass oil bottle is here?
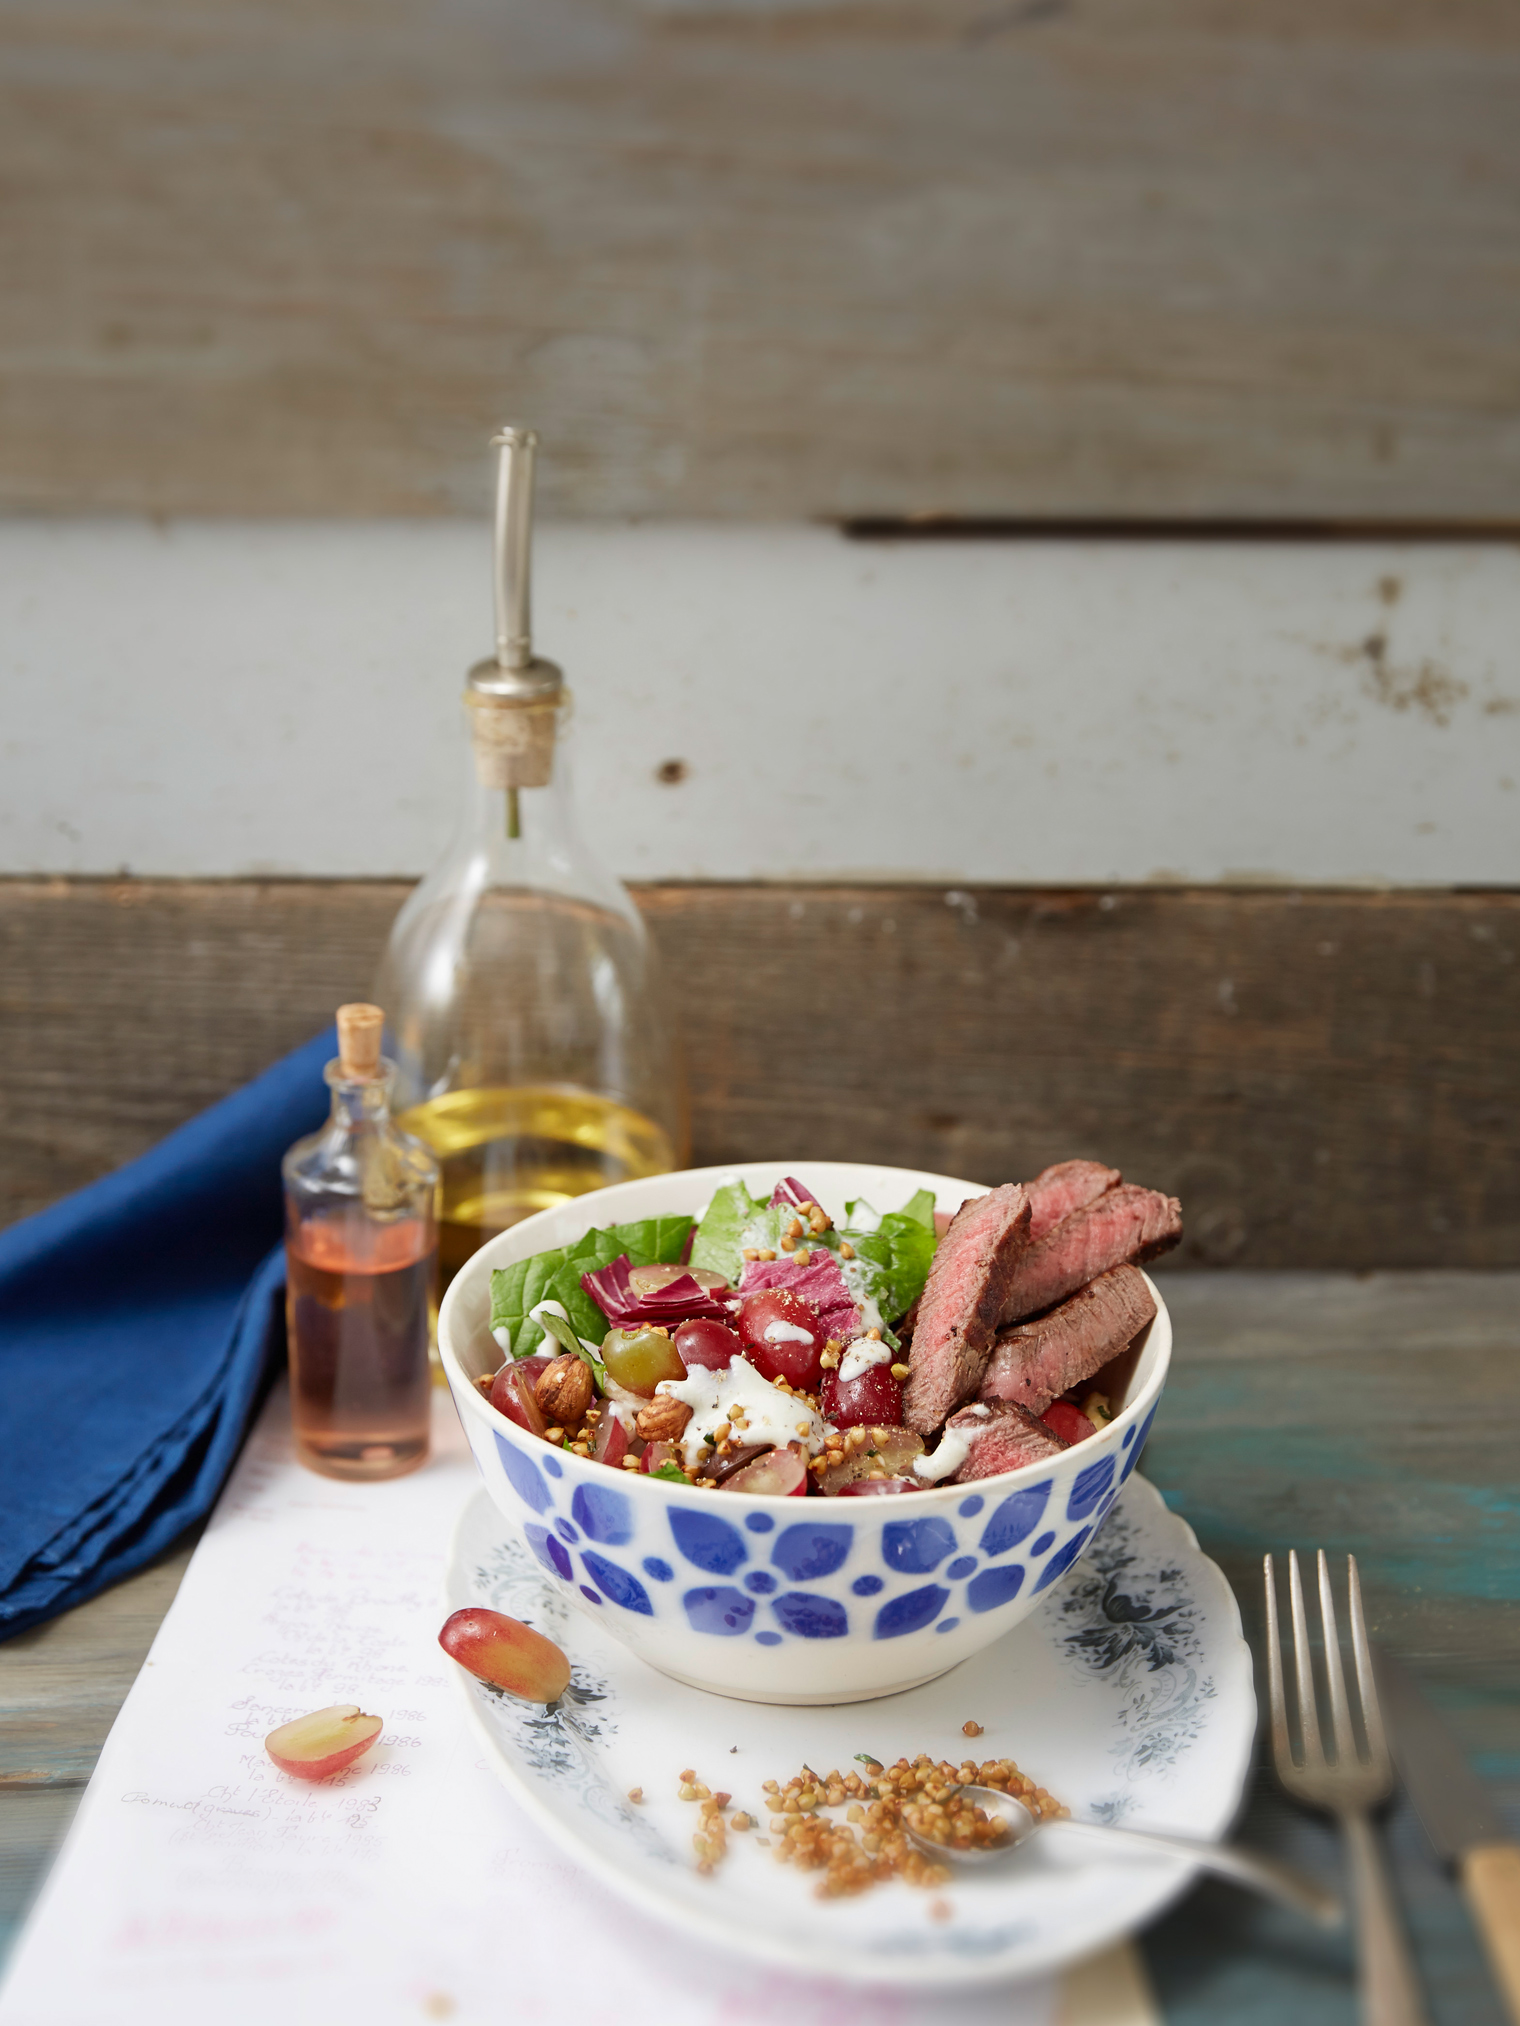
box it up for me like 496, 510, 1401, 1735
282, 1003, 439, 1477
374, 428, 685, 1289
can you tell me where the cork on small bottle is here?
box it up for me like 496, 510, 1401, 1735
336, 1003, 385, 1081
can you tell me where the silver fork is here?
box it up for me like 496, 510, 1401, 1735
1264, 1550, 1429, 2026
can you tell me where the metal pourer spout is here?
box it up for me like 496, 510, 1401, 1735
493, 425, 537, 673
467, 426, 566, 826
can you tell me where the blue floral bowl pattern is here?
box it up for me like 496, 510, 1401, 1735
440, 1162, 1172, 1704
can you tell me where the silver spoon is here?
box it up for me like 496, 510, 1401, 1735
904, 1784, 1342, 1927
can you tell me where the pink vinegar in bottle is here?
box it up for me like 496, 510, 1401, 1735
282, 1005, 439, 1480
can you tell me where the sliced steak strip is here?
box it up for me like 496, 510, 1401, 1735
1025, 1159, 1121, 1241
946, 1401, 1069, 1484
1000, 1184, 1181, 1325
902, 1184, 1031, 1436
980, 1264, 1156, 1413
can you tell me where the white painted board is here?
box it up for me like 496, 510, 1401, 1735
1, 520, 1516, 885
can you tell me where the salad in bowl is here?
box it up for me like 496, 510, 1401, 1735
438, 1161, 1179, 1703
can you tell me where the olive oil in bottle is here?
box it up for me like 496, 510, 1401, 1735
375, 427, 685, 1290
396, 1086, 677, 1281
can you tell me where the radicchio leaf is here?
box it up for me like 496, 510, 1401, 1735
581, 1254, 735, 1331
737, 1251, 860, 1347
768, 1175, 818, 1210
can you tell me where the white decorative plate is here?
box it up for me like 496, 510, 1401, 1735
445, 1475, 1254, 1988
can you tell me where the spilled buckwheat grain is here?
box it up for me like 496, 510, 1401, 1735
757, 1753, 1064, 1900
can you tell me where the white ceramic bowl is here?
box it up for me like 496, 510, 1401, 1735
438, 1162, 1172, 1705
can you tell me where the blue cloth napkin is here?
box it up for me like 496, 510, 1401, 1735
0, 1029, 334, 1640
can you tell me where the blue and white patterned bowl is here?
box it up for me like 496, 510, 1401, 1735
438, 1162, 1172, 1705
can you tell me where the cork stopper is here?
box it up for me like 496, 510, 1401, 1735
336, 1003, 385, 1081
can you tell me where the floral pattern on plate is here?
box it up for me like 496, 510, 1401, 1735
445, 1472, 1255, 1988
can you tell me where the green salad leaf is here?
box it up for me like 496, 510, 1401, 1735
488, 1215, 693, 1361
687, 1179, 766, 1283
842, 1191, 937, 1325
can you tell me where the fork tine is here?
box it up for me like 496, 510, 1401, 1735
1262, 1554, 1293, 1770
1288, 1551, 1324, 1764
1346, 1555, 1392, 1779
1317, 1549, 1358, 1766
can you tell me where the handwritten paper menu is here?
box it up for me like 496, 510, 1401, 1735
0, 1387, 1080, 2026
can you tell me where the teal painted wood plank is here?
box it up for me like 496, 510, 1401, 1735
1144, 1777, 1510, 2026
1141, 1272, 1519, 2022
0, 1790, 79, 1972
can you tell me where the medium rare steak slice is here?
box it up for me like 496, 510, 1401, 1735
1000, 1184, 1181, 1325
902, 1184, 1031, 1435
946, 1401, 1069, 1484
1025, 1159, 1121, 1240
981, 1264, 1156, 1412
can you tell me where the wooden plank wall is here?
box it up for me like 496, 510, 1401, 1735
2, 0, 1518, 520
3, 879, 1515, 1268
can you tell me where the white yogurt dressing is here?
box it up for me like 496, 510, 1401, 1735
762, 1318, 815, 1344
833, 1252, 887, 1337
527, 1298, 604, 1359
912, 1404, 990, 1482
838, 1337, 893, 1384
657, 1356, 827, 1472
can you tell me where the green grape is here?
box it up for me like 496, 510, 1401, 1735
600, 1325, 686, 1396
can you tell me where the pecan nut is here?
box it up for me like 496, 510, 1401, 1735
635, 1394, 693, 1443
534, 1353, 594, 1427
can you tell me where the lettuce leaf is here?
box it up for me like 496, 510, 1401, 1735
489, 1215, 693, 1360
838, 1189, 937, 1324
687, 1179, 766, 1283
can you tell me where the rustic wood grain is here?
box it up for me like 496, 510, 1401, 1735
0, 1541, 196, 1962
2, 879, 1517, 1267
0, 1542, 197, 1789
2, 1, 1518, 519
1143, 1272, 1520, 2025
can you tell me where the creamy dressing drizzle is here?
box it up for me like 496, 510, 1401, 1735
763, 1318, 814, 1344
912, 1404, 990, 1482
527, 1298, 603, 1358
834, 1253, 886, 1336
657, 1356, 827, 1472
738, 1217, 777, 1256
838, 1337, 892, 1384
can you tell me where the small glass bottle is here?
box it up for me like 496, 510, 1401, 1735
282, 1003, 439, 1479
375, 428, 686, 1290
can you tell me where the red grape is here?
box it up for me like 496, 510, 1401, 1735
490, 1356, 551, 1436
836, 1476, 918, 1496
820, 1362, 902, 1429
640, 1439, 684, 1476
438, 1607, 571, 1703
1041, 1400, 1096, 1446
674, 1317, 742, 1372
628, 1262, 730, 1295
265, 1705, 384, 1780
719, 1445, 808, 1496
737, 1289, 826, 1390
591, 1412, 628, 1468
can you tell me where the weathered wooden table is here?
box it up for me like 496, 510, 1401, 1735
3, 1271, 1517, 2022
